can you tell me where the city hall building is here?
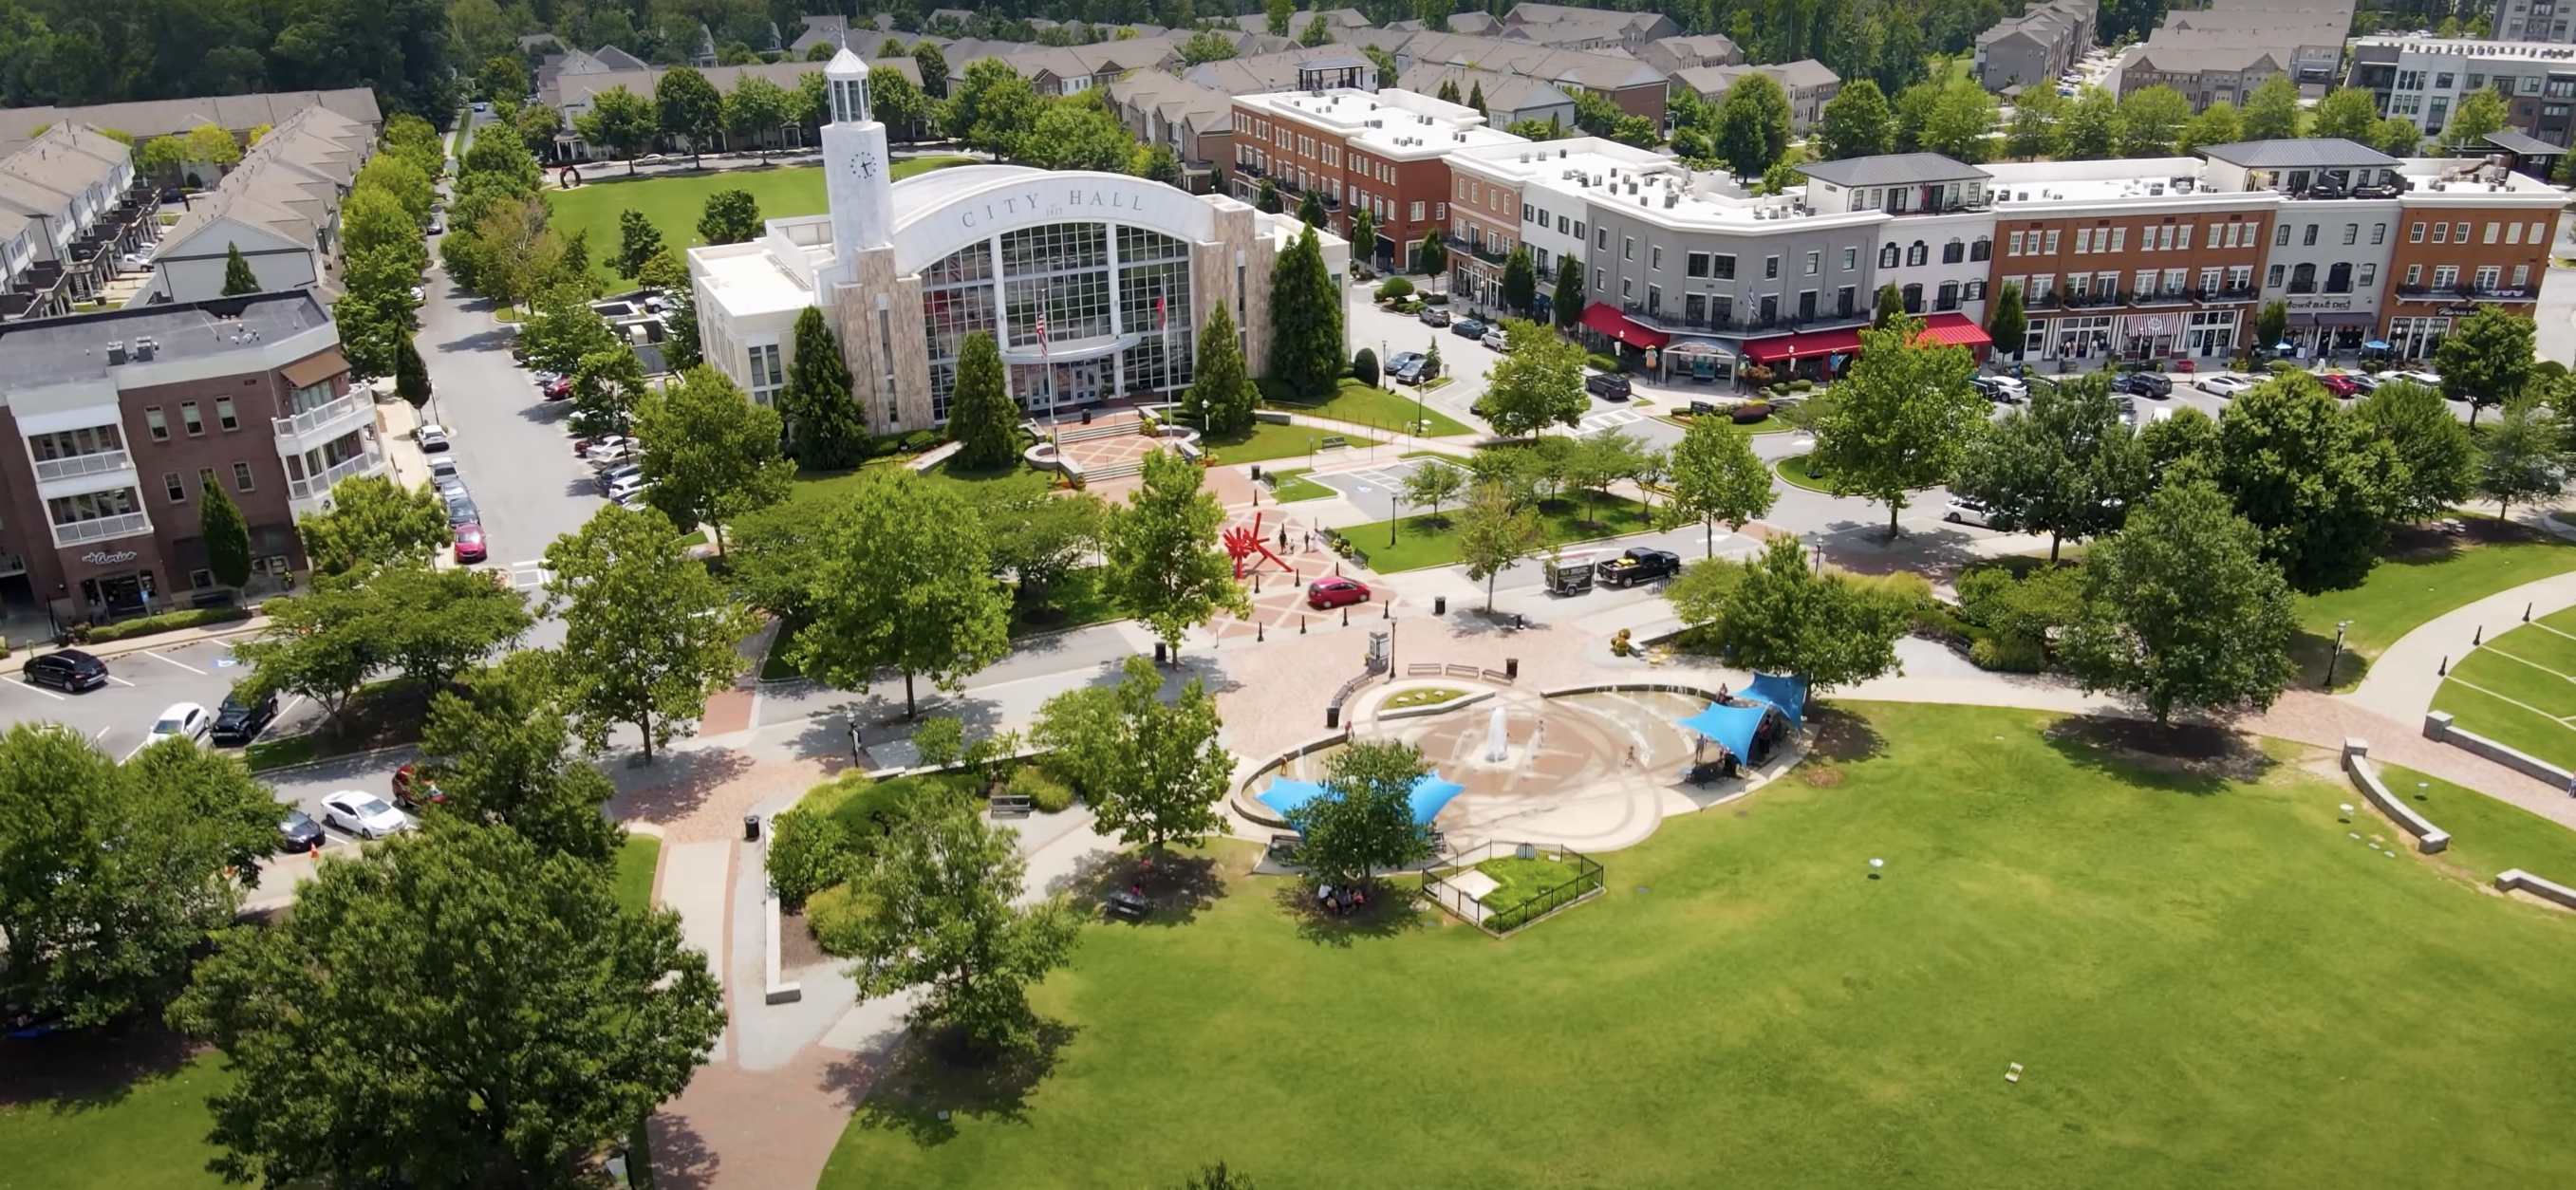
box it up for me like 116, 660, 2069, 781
690, 48, 1344, 431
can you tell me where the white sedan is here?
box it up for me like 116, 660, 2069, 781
148, 702, 212, 744
320, 791, 411, 840
2198, 375, 2256, 400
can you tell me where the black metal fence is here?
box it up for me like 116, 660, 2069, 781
1420, 840, 1605, 937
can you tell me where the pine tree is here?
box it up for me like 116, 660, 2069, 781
1501, 245, 1538, 316
220, 242, 259, 295
780, 307, 867, 469
947, 330, 1019, 470
1552, 254, 1584, 333
393, 333, 432, 410
1466, 80, 1487, 117
1987, 282, 2026, 361
1875, 282, 1906, 325
1188, 302, 1257, 437
1437, 78, 1462, 103
1267, 225, 1342, 400
200, 485, 253, 590
1297, 188, 1325, 228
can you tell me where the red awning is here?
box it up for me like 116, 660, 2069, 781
1743, 325, 1861, 363
1915, 312, 1992, 349
1578, 303, 1669, 349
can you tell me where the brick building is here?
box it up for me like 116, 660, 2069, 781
1230, 84, 1520, 270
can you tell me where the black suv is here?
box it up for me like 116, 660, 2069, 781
2112, 371, 2172, 398
23, 649, 107, 693
212, 688, 281, 745
1585, 372, 1633, 400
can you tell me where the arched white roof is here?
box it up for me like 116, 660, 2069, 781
888, 165, 1220, 274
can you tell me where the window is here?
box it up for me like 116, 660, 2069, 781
1687, 251, 1708, 277
1595, 268, 1604, 292
1879, 242, 1899, 269
2435, 265, 2459, 288
2301, 224, 2319, 247
1804, 251, 1820, 276
2267, 264, 2286, 288
2043, 230, 2060, 253
2008, 231, 2026, 255
1764, 255, 1780, 280
1572, 221, 1584, 240
1965, 280, 1986, 300
2485, 222, 2501, 244
215, 398, 237, 432
1651, 246, 1663, 270
1941, 239, 1964, 265
2207, 224, 2223, 250
163, 472, 183, 502
2432, 222, 2448, 244
2199, 267, 2222, 292
1935, 282, 1960, 311
197, 467, 216, 493
2455, 222, 2472, 243
746, 343, 783, 403
2405, 263, 2422, 286
1619, 277, 1632, 298
2277, 223, 2293, 247
1596, 227, 1608, 250
2107, 229, 2123, 252
1900, 283, 1923, 313
1969, 237, 1990, 262
2289, 263, 2317, 293
2510, 222, 2524, 245
2410, 221, 2426, 243
2358, 263, 2377, 288
177, 401, 201, 437
2477, 265, 2503, 289
2343, 224, 2359, 246
1622, 236, 1633, 261
1838, 286, 1857, 315
2135, 270, 2156, 296
2532, 222, 2548, 244
1522, 203, 1534, 222
2228, 265, 2251, 290
1712, 254, 1735, 280
2324, 262, 2352, 293
232, 462, 254, 493
1842, 247, 1857, 270
2075, 229, 2091, 254
2514, 264, 2532, 287
1409, 201, 1426, 221
2372, 223, 2387, 245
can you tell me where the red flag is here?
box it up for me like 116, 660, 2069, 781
1035, 311, 1048, 346
1154, 288, 1167, 330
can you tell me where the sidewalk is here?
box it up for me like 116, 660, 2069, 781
2343, 567, 2576, 727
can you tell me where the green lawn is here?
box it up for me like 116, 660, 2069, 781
0, 1053, 231, 1190
1203, 422, 1381, 466
550, 157, 974, 286
1774, 453, 1839, 493
1665, 412, 1791, 434
1262, 379, 1474, 437
1334, 493, 1650, 572
820, 702, 2576, 1190
789, 456, 1035, 508
2429, 604, 2576, 769
614, 833, 663, 915
1459, 853, 1591, 922
1263, 468, 1335, 502
2294, 533, 2576, 688
2372, 762, 2576, 883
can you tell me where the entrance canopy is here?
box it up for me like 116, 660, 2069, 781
1676, 702, 1768, 759
1580, 303, 1669, 349
1743, 312, 1988, 363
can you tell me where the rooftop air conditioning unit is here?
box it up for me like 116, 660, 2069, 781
134, 336, 156, 361
105, 340, 125, 364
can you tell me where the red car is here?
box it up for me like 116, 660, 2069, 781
391, 763, 446, 809
1308, 576, 1372, 609
453, 523, 486, 564
2315, 373, 2359, 398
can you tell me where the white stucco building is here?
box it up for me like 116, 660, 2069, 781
689, 48, 1345, 432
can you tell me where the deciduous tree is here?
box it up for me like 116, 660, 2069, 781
2062, 85, 2121, 159
962, 474, 1105, 615
1700, 535, 1911, 692
636, 365, 793, 555
1456, 479, 1542, 611
2434, 305, 2536, 426
1401, 458, 1467, 526
615, 209, 666, 279
697, 187, 762, 246
2311, 87, 2380, 141
2375, 116, 2424, 156
419, 652, 620, 863
2118, 84, 2191, 156
2212, 373, 2397, 594
543, 505, 755, 761
1716, 71, 1793, 176
169, 823, 724, 1188
2177, 101, 2243, 155
1103, 449, 1249, 657
1812, 313, 1988, 537
2063, 477, 2297, 723
2356, 380, 2475, 521
1815, 78, 1895, 160
297, 474, 453, 574
2477, 395, 2571, 519
723, 74, 793, 161
1664, 415, 1777, 556
2442, 87, 2509, 149
794, 471, 1013, 717
656, 65, 725, 165
1034, 655, 1229, 852
575, 84, 657, 171
364, 563, 534, 692
2005, 86, 2065, 159
1950, 373, 2141, 560
2241, 74, 2301, 140
1482, 318, 1589, 437
1288, 740, 1434, 888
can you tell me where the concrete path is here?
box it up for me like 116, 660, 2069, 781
2343, 567, 2576, 727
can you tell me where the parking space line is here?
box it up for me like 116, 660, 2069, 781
91, 726, 110, 742
105, 674, 136, 686
141, 650, 207, 675
6, 677, 65, 701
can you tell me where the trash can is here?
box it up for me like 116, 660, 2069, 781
743, 814, 761, 843
1155, 641, 1168, 665
1250, 464, 1264, 481
1326, 705, 1341, 730
1434, 595, 1447, 615
1505, 657, 1520, 679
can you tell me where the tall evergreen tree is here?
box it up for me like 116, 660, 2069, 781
1987, 282, 2026, 361
1466, 80, 1487, 117
1500, 245, 1537, 316
614, 210, 665, 279
220, 242, 259, 295
392, 333, 432, 411
1267, 225, 1343, 400
1186, 302, 1258, 436
1552, 254, 1585, 332
200, 485, 253, 590
947, 330, 1020, 469
1297, 188, 1325, 228
780, 307, 866, 469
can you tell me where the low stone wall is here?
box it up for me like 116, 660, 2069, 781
2342, 739, 2451, 853
1377, 687, 1496, 721
1540, 680, 1727, 702
1232, 729, 1352, 827
762, 885, 801, 1005
2423, 711, 2575, 790
2496, 868, 2576, 910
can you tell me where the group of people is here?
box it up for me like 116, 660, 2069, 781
1315, 883, 1369, 916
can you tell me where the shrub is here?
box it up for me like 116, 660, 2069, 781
1424, 290, 1448, 305
910, 716, 964, 768
1376, 276, 1414, 301
1731, 402, 1771, 424
1009, 764, 1074, 813
1352, 347, 1379, 386
1395, 299, 1425, 313
805, 882, 873, 955
901, 429, 940, 452
82, 605, 252, 644
1790, 379, 1814, 392
766, 772, 870, 907
1969, 636, 2047, 673
2229, 357, 2251, 372
1770, 383, 1789, 398
2268, 360, 2302, 375
1587, 353, 1625, 374
1741, 364, 1775, 387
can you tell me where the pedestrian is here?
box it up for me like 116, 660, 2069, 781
848, 722, 864, 766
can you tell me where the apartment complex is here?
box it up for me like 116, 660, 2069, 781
2110, 0, 2353, 107
1230, 85, 1521, 269
1670, 62, 1844, 132
142, 105, 376, 305
1974, 0, 2098, 92
2346, 36, 2576, 147
0, 290, 370, 625
0, 125, 159, 322
2496, 0, 2576, 42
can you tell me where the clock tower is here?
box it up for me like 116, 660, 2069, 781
819, 45, 891, 284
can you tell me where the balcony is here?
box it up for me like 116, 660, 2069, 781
274, 390, 373, 444
50, 511, 150, 549
288, 449, 383, 501
2398, 283, 2537, 303
2022, 290, 2062, 311
2061, 290, 2123, 308
1446, 234, 1510, 267
2199, 287, 2260, 304
32, 449, 132, 482
2127, 289, 2194, 307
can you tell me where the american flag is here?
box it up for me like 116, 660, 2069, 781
1153, 288, 1167, 330
1034, 311, 1048, 347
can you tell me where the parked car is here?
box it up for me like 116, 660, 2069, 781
433, 474, 469, 503
2346, 373, 2388, 394
322, 791, 410, 839
596, 462, 643, 495
415, 423, 452, 452
541, 376, 573, 400
210, 689, 280, 746
1388, 352, 1436, 384
582, 435, 634, 464
1596, 548, 1682, 587
1944, 496, 1995, 528
23, 649, 107, 693
1451, 318, 1488, 340
1585, 372, 1632, 400
425, 216, 444, 234
1418, 305, 1451, 326
453, 523, 487, 564
277, 808, 325, 853
442, 493, 479, 528
148, 702, 213, 745
2198, 375, 2256, 400
605, 474, 648, 504
427, 454, 460, 482
407, 285, 425, 304
391, 764, 446, 809
1307, 575, 1372, 609
1972, 375, 2028, 403
2111, 372, 2172, 398
2391, 369, 2443, 390
2315, 373, 2360, 398
1482, 326, 1508, 351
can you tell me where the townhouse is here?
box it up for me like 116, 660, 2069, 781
1496, 4, 1679, 52
143, 106, 375, 304
1230, 85, 1520, 269
2497, 0, 2576, 41
0, 126, 159, 321
1103, 74, 1236, 194
1670, 62, 1843, 133
2346, 36, 2576, 148
0, 88, 382, 155
1983, 157, 2272, 362
546, 57, 924, 159
1636, 35, 1745, 78
1974, 0, 2097, 92
1395, 65, 1578, 128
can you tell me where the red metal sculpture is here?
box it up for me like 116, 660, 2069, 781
1222, 511, 1292, 580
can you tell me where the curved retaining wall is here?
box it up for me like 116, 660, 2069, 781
2342, 739, 2450, 853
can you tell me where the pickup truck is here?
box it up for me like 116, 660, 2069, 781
1596, 548, 1682, 587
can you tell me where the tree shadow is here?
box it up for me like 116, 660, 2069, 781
0, 1016, 204, 1111
1267, 882, 1428, 949
607, 748, 757, 824
1803, 706, 1887, 765
1056, 850, 1225, 927
2040, 715, 2271, 796
644, 1107, 720, 1190
849, 1020, 1078, 1146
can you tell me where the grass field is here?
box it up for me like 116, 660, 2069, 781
0, 1053, 230, 1190
1774, 452, 1839, 493
1262, 379, 1474, 437
1335, 493, 1650, 571
2430, 604, 2576, 769
1263, 468, 1335, 502
2294, 530, 2576, 687
2372, 762, 2576, 883
615, 832, 663, 915
549, 157, 974, 286
788, 456, 1032, 507
1202, 421, 1381, 465
820, 702, 2576, 1190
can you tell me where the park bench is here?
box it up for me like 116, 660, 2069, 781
1106, 889, 1151, 920
989, 792, 1033, 818
1268, 832, 1302, 860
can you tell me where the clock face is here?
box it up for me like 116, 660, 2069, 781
848, 151, 878, 180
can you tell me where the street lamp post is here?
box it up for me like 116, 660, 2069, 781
2324, 619, 2352, 689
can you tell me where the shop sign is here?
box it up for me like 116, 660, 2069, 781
2436, 305, 2483, 317
80, 549, 138, 566
2284, 296, 2358, 312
